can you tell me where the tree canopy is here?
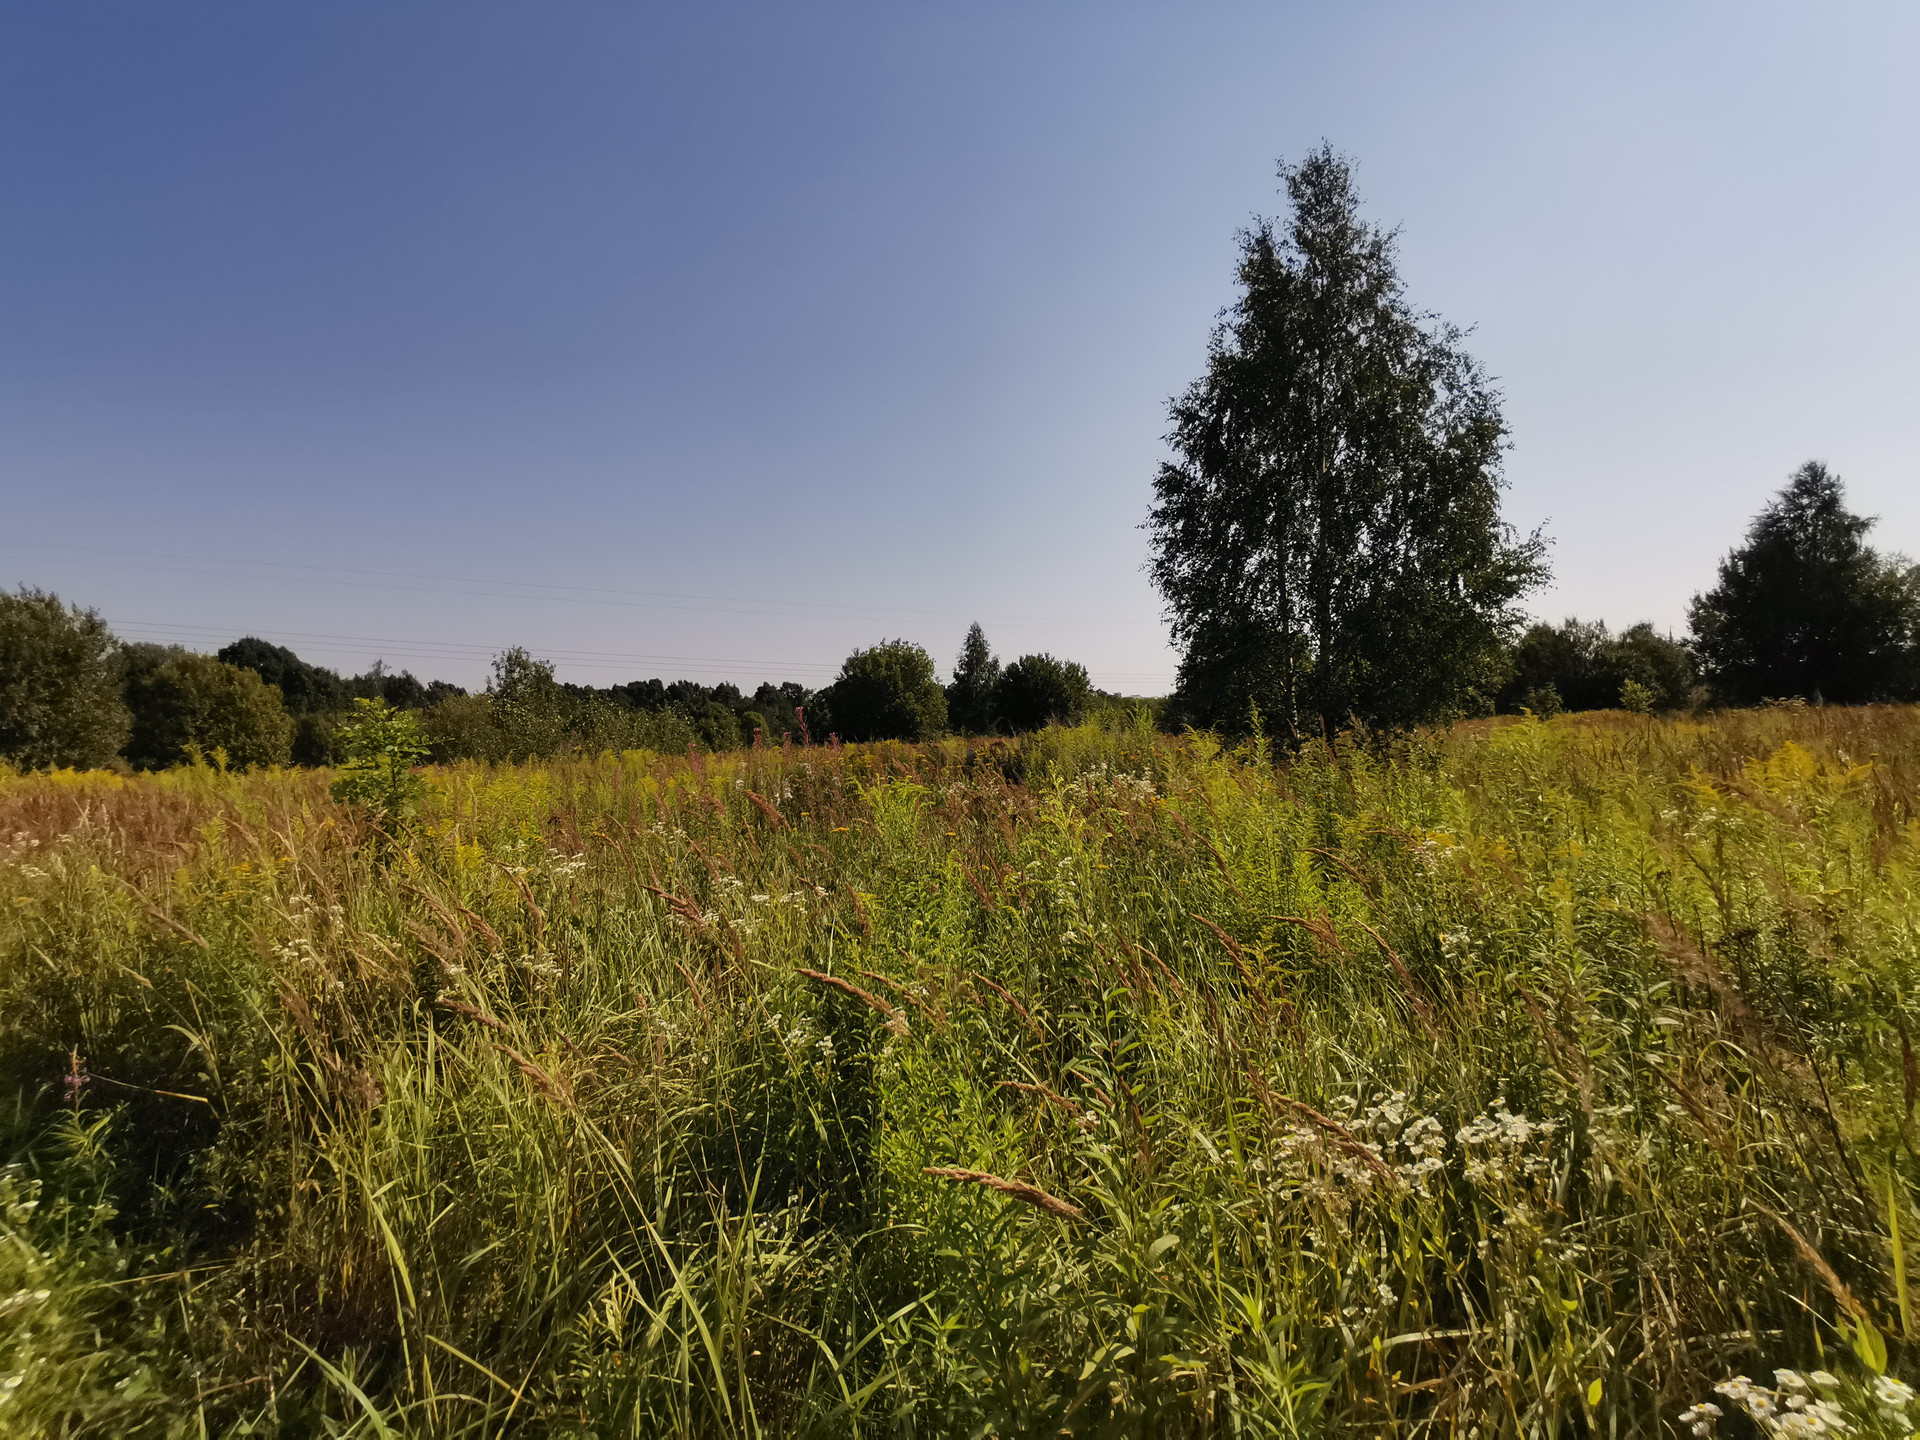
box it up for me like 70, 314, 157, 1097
123, 648, 294, 770
822, 640, 947, 742
946, 623, 1002, 735
995, 653, 1093, 733
0, 587, 130, 770
1688, 462, 1920, 705
1147, 146, 1545, 738
218, 636, 347, 714
1500, 618, 1695, 716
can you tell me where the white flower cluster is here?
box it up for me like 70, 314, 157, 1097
1694, 1370, 1882, 1438
544, 848, 588, 878
1455, 1101, 1559, 1184
1398, 1115, 1447, 1180
1879, 1378, 1918, 1411
1351, 1092, 1449, 1183
1679, 1401, 1724, 1436
1063, 763, 1157, 805
750, 890, 812, 912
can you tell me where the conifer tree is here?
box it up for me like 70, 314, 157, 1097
1689, 462, 1920, 704
946, 623, 1002, 734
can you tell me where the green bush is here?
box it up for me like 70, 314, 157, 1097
422, 691, 505, 763
692, 700, 742, 752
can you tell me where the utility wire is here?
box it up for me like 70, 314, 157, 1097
1, 541, 1164, 635
105, 620, 1177, 690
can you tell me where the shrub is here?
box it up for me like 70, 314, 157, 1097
422, 692, 504, 763
0, 588, 129, 770
693, 701, 742, 752
121, 648, 293, 770
822, 640, 947, 741
488, 648, 573, 760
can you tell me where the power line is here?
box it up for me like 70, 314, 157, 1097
106, 620, 1178, 689
2, 541, 1165, 635
108, 621, 840, 679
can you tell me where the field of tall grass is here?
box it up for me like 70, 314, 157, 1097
4, 705, 1919, 1437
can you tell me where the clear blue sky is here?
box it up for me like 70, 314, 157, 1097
5, 3, 1917, 693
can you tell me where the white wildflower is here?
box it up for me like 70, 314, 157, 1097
1680, 1401, 1723, 1437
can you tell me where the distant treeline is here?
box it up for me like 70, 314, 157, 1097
6, 447, 1920, 776
0, 604, 1129, 772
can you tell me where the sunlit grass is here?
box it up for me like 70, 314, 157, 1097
4, 704, 1919, 1436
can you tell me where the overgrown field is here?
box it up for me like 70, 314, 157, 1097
5, 707, 1920, 1437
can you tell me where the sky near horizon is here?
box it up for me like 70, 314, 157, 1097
4, 3, 1917, 695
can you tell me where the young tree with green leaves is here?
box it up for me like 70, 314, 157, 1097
0, 588, 130, 770
1688, 462, 1920, 705
329, 698, 431, 818
1147, 146, 1546, 739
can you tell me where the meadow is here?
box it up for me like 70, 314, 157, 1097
3, 705, 1918, 1437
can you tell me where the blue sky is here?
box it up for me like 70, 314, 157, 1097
4, 3, 1916, 693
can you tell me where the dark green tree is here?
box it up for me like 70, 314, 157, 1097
994, 653, 1093, 733
1147, 146, 1546, 739
693, 701, 743, 752
122, 648, 294, 770
346, 661, 453, 711
0, 588, 130, 770
610, 678, 669, 711
1688, 462, 1920, 705
1610, 623, 1696, 711
822, 640, 947, 742
1500, 619, 1694, 714
217, 637, 346, 714
946, 623, 1003, 734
